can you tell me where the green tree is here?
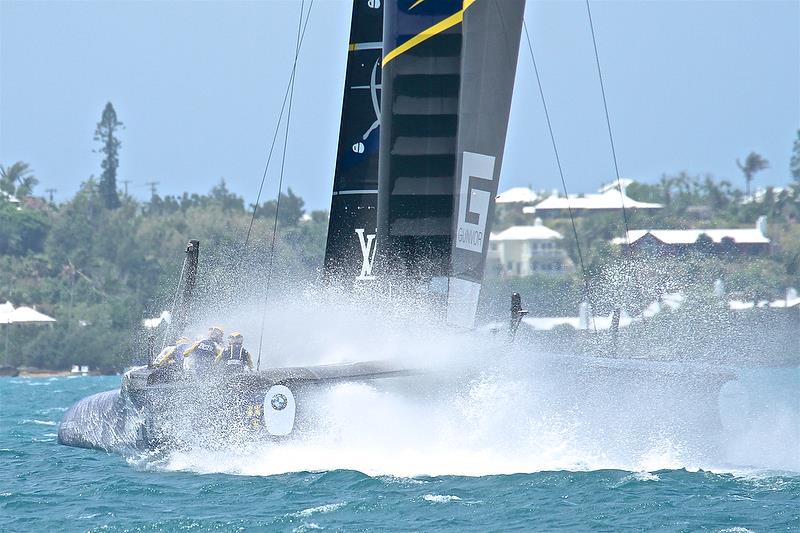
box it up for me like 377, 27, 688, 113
0, 201, 49, 255
94, 102, 123, 209
209, 178, 245, 212
736, 152, 769, 198
791, 130, 800, 183
277, 188, 305, 226
0, 161, 38, 197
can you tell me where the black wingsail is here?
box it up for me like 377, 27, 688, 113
377, 0, 525, 327
323, 0, 384, 284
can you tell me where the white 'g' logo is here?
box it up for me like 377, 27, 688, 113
455, 152, 496, 253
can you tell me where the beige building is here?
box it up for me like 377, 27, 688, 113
488, 218, 574, 278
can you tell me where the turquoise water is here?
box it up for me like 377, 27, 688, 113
1, 375, 798, 532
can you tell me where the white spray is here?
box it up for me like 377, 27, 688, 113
141, 280, 800, 478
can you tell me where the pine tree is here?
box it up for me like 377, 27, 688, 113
94, 102, 123, 209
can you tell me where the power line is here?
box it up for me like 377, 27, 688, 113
145, 181, 159, 197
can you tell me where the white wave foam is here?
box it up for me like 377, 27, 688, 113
22, 419, 57, 426
292, 502, 346, 518
423, 494, 462, 503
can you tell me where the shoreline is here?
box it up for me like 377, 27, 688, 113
0, 368, 117, 378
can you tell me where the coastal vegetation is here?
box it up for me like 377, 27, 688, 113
1, 103, 798, 370
490, 134, 800, 319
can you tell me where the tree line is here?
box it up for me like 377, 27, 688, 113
1, 101, 798, 369
1, 103, 327, 371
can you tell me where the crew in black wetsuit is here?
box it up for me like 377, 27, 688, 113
183, 326, 224, 377
216, 332, 253, 373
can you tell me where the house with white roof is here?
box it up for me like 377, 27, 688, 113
612, 216, 771, 255
495, 186, 539, 205
525, 188, 663, 216
1, 191, 21, 209
523, 181, 662, 217
487, 218, 574, 278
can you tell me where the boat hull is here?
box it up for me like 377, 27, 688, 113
58, 361, 415, 452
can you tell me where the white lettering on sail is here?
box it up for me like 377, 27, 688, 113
367, 0, 381, 8
455, 152, 495, 253
355, 228, 377, 280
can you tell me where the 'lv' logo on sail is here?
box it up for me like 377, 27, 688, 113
355, 228, 377, 280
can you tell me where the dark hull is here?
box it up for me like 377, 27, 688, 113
58, 355, 739, 453
58, 361, 414, 452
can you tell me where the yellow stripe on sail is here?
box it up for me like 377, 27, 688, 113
382, 0, 481, 66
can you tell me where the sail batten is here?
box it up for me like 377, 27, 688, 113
377, 0, 525, 327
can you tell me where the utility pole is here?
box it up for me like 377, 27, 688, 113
145, 181, 159, 198
45, 188, 57, 204
121, 180, 132, 196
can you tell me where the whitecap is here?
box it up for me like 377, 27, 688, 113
293, 502, 346, 518
423, 494, 462, 503
631, 471, 659, 481
613, 471, 660, 487
22, 419, 57, 426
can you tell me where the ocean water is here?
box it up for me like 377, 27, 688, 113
1, 373, 798, 532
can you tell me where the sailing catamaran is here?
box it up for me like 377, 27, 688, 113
58, 0, 530, 451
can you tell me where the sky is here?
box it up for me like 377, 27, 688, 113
1, 0, 798, 210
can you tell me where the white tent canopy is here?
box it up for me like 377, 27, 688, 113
0, 301, 14, 325
1, 302, 56, 356
0, 302, 56, 324
9, 306, 56, 324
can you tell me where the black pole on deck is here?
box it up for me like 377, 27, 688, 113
174, 239, 200, 337
610, 307, 621, 353
509, 292, 528, 343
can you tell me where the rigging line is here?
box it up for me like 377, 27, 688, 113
522, 20, 597, 334
161, 255, 188, 351
257, 0, 309, 370
244, 0, 315, 250
585, 0, 630, 245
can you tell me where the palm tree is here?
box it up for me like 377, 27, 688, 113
0, 161, 38, 198
736, 152, 769, 198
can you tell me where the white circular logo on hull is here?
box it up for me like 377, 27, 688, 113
263, 385, 295, 436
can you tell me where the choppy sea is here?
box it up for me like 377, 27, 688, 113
1, 373, 798, 532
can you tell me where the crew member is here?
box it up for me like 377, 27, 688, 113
183, 326, 224, 376
153, 336, 191, 368
216, 332, 253, 372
